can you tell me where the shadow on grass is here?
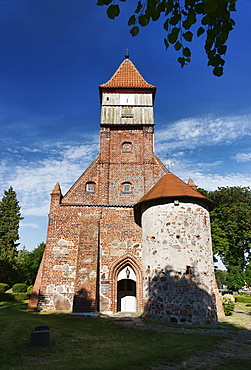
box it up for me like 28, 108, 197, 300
0, 301, 250, 370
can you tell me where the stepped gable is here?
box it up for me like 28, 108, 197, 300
99, 58, 156, 92
134, 173, 214, 225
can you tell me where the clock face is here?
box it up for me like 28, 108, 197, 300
120, 94, 134, 105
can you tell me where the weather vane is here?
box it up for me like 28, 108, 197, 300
163, 153, 174, 172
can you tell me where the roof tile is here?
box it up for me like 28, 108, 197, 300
99, 59, 156, 90
135, 173, 214, 208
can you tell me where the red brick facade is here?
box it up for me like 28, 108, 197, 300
30, 58, 167, 313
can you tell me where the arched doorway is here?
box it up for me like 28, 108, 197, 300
117, 265, 136, 312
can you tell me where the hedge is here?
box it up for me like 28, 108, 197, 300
0, 283, 9, 293
0, 292, 29, 302
12, 283, 27, 293
235, 295, 251, 303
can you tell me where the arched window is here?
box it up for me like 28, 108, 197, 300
86, 182, 95, 193
122, 182, 132, 193
122, 142, 132, 153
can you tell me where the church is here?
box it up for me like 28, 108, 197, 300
30, 56, 221, 324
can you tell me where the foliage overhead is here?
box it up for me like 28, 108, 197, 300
97, 0, 237, 77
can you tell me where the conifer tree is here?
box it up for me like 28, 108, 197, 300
0, 187, 23, 283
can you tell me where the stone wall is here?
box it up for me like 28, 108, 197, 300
141, 201, 218, 324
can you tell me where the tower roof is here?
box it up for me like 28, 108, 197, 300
134, 173, 214, 225
99, 58, 156, 92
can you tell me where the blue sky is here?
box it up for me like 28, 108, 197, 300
1, 0, 251, 252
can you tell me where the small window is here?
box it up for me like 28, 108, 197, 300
121, 106, 133, 118
122, 142, 132, 153
122, 182, 132, 193
86, 182, 95, 193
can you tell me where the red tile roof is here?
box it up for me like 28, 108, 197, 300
134, 173, 214, 224
99, 59, 156, 90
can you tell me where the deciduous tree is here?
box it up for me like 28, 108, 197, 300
199, 186, 251, 273
97, 0, 237, 76
16, 243, 45, 286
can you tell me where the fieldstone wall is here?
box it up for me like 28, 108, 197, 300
141, 201, 218, 324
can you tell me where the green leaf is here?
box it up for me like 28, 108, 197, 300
197, 27, 205, 37
201, 14, 210, 25
106, 4, 120, 20
164, 38, 169, 49
151, 10, 161, 22
135, 1, 143, 13
195, 3, 204, 14
130, 26, 140, 36
182, 31, 193, 42
216, 31, 229, 46
167, 27, 180, 44
183, 47, 191, 57
97, 0, 112, 5
177, 56, 186, 68
174, 41, 182, 51
139, 14, 150, 27
163, 19, 169, 31
128, 15, 136, 26
170, 11, 181, 26
213, 66, 223, 77
218, 45, 227, 55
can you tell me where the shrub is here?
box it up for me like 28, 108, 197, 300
12, 293, 29, 301
222, 294, 235, 316
0, 293, 15, 302
27, 285, 33, 293
0, 283, 9, 293
12, 283, 27, 293
0, 292, 29, 302
235, 295, 251, 303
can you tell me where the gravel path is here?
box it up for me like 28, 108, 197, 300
148, 303, 251, 369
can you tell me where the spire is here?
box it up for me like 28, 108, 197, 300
99, 59, 156, 91
187, 178, 198, 190
51, 182, 62, 195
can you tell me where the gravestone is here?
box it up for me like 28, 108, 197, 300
31, 325, 50, 346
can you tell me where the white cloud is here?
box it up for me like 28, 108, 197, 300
155, 114, 251, 151
0, 140, 99, 217
20, 223, 40, 229
234, 152, 251, 162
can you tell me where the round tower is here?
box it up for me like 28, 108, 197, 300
134, 173, 219, 324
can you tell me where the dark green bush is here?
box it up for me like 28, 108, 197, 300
235, 295, 251, 303
0, 293, 29, 301
0, 293, 15, 302
12, 293, 29, 301
27, 285, 33, 293
0, 283, 9, 293
223, 300, 235, 316
12, 283, 27, 293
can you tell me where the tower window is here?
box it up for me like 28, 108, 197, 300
86, 182, 95, 193
121, 106, 133, 118
122, 182, 132, 193
122, 142, 132, 153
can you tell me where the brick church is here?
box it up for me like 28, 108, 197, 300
31, 56, 221, 324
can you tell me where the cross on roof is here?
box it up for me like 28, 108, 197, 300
124, 47, 130, 59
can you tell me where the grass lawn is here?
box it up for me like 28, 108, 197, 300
0, 301, 229, 369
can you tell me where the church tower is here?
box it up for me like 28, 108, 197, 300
30, 56, 167, 313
